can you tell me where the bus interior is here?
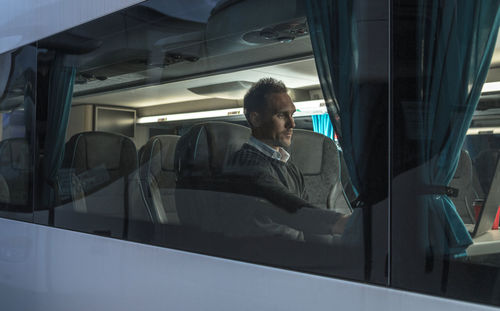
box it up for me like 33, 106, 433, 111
1, 0, 500, 307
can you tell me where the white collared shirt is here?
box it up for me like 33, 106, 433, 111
248, 136, 290, 163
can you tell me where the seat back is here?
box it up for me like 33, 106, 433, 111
59, 131, 148, 238
175, 122, 251, 180
0, 138, 30, 207
175, 124, 349, 240
474, 148, 500, 195
174, 122, 251, 230
289, 129, 351, 214
450, 149, 479, 224
139, 135, 180, 224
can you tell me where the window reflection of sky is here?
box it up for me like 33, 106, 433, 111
2, 110, 26, 140
141, 0, 219, 23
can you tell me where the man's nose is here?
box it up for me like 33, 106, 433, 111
287, 115, 295, 128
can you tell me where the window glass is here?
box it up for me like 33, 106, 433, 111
32, 0, 389, 284
0, 46, 36, 222
392, 0, 500, 306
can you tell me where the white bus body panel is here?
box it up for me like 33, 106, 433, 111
0, 0, 144, 54
0, 217, 496, 311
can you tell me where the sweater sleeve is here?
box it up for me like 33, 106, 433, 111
252, 166, 313, 213
290, 161, 310, 202
226, 145, 314, 213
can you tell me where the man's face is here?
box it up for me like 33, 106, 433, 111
253, 92, 296, 149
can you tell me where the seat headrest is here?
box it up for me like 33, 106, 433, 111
453, 149, 472, 179
0, 138, 30, 170
290, 130, 336, 175
175, 122, 251, 177
65, 131, 137, 173
139, 135, 180, 173
474, 148, 500, 192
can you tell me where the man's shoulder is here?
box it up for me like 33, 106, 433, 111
232, 143, 269, 163
286, 159, 302, 173
224, 143, 274, 176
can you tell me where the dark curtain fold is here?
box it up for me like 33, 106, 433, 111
305, 0, 390, 283
305, 0, 361, 196
413, 0, 500, 255
305, 0, 388, 207
42, 54, 76, 208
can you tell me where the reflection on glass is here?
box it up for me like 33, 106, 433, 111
392, 0, 500, 306
0, 46, 35, 222
31, 0, 389, 286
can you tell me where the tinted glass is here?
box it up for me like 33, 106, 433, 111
392, 0, 500, 306
0, 45, 36, 222
31, 0, 389, 285
95, 107, 135, 138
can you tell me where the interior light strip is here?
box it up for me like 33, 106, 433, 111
137, 100, 328, 124
482, 82, 500, 93
294, 100, 327, 117
467, 127, 500, 135
137, 108, 244, 124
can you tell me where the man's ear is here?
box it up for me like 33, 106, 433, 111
249, 111, 261, 127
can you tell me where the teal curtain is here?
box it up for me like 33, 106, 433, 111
414, 0, 500, 255
305, 0, 389, 208
42, 54, 76, 208
305, 0, 388, 281
312, 114, 334, 140
305, 0, 362, 198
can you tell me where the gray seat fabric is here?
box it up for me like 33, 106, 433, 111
175, 122, 345, 242
175, 122, 251, 231
450, 149, 478, 224
175, 121, 307, 240
59, 131, 150, 238
0, 138, 30, 208
176, 122, 252, 179
139, 135, 180, 224
289, 129, 351, 214
474, 148, 500, 195
339, 151, 358, 205
0, 174, 10, 205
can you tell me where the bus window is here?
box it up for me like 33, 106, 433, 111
392, 0, 500, 306
5, 0, 500, 309
0, 46, 36, 222
30, 0, 389, 286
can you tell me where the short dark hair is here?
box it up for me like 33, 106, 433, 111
243, 77, 288, 124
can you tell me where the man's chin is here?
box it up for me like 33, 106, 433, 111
279, 138, 292, 148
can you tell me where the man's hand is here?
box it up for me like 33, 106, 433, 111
331, 214, 351, 235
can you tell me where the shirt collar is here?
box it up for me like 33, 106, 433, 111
248, 136, 290, 163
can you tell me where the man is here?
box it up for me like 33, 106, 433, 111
228, 78, 348, 240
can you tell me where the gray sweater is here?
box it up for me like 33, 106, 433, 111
226, 143, 343, 238
227, 143, 312, 213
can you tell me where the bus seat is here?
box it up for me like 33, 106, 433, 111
175, 122, 251, 180
450, 149, 478, 224
59, 131, 150, 238
0, 138, 30, 208
174, 122, 341, 242
139, 135, 180, 224
175, 122, 255, 233
289, 130, 351, 214
474, 148, 500, 195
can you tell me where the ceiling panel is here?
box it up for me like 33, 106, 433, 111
72, 58, 319, 108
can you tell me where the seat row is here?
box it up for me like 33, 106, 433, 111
0, 122, 353, 237
0, 123, 487, 232
139, 122, 352, 227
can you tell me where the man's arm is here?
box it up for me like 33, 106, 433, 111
224, 171, 312, 213
253, 171, 314, 213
